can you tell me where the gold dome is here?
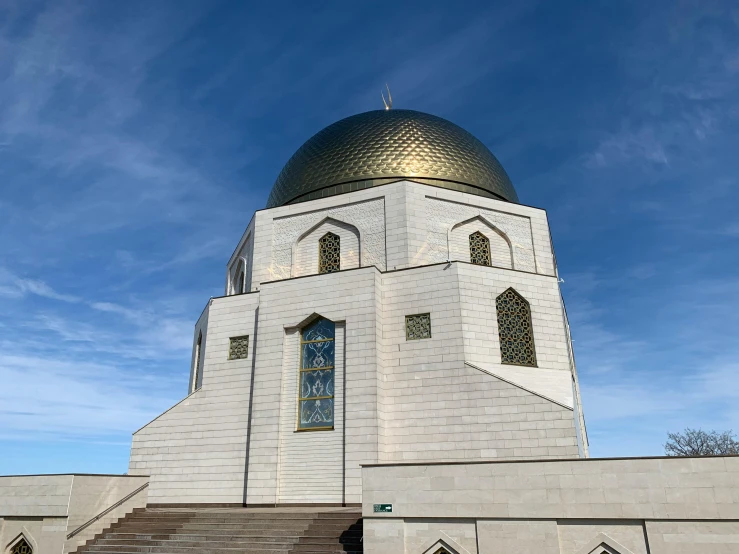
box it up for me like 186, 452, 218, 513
266, 109, 518, 208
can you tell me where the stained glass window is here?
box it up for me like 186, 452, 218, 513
469, 231, 492, 266
405, 313, 431, 340
11, 538, 32, 554
318, 232, 340, 274
299, 318, 335, 430
496, 288, 537, 367
229, 335, 249, 360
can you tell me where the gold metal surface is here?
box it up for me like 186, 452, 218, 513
267, 109, 519, 208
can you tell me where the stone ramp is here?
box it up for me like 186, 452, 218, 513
72, 507, 362, 554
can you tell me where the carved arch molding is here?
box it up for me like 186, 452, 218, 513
271, 198, 386, 280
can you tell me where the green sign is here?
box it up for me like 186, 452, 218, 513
373, 504, 392, 513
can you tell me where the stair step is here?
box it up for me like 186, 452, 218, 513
99, 529, 362, 540
73, 508, 362, 554
129, 508, 358, 521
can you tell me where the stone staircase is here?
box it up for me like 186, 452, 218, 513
72, 507, 362, 553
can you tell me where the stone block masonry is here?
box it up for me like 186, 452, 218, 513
362, 455, 739, 553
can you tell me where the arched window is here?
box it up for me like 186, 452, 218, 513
11, 538, 32, 554
496, 288, 537, 367
298, 318, 335, 430
318, 232, 340, 274
237, 268, 245, 294
232, 259, 246, 294
193, 332, 203, 392
469, 231, 491, 266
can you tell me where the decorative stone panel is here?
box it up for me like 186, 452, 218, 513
405, 313, 431, 340
270, 198, 385, 280
228, 336, 249, 360
424, 197, 536, 272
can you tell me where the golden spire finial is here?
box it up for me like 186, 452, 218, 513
381, 84, 393, 110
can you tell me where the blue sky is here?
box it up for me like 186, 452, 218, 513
0, 0, 738, 474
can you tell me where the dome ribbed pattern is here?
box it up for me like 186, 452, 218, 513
266, 109, 518, 208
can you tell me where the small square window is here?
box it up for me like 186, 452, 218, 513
405, 313, 431, 340
228, 335, 249, 360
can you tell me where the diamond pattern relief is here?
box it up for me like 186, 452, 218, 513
267, 109, 518, 207
496, 288, 537, 367
405, 313, 431, 340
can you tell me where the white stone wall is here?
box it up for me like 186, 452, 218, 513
246, 268, 380, 505
130, 292, 259, 505
425, 196, 534, 271
0, 515, 67, 554
235, 180, 557, 293
407, 183, 555, 274
457, 263, 571, 370
293, 219, 360, 277
478, 521, 560, 554
0, 474, 147, 554
277, 325, 345, 503
557, 522, 648, 554
362, 456, 739, 554
449, 217, 513, 268
646, 521, 739, 554
0, 475, 73, 517
133, 181, 584, 505
64, 475, 148, 553
268, 197, 386, 281
378, 263, 578, 462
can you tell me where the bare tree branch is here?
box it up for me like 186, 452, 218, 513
664, 428, 739, 456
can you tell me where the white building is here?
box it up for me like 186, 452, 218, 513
2, 108, 737, 554
129, 108, 588, 507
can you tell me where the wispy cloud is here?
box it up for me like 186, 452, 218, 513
0, 352, 178, 441
585, 126, 670, 168
1, 0, 738, 472
566, 263, 739, 455
15, 278, 81, 302
0, 269, 80, 302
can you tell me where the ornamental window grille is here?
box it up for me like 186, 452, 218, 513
228, 335, 249, 360
11, 538, 32, 554
496, 288, 537, 367
469, 231, 492, 266
405, 313, 431, 340
318, 232, 340, 274
298, 318, 335, 430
